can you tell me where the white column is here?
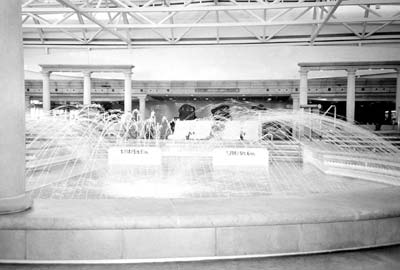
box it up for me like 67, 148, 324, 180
396, 69, 400, 130
124, 71, 132, 113
299, 69, 308, 108
42, 71, 51, 112
291, 94, 300, 111
0, 0, 32, 214
291, 94, 300, 138
346, 69, 356, 124
83, 71, 91, 106
138, 95, 147, 120
25, 95, 31, 111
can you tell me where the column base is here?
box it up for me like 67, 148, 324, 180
0, 193, 32, 215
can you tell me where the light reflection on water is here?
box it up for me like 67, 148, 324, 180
25, 105, 399, 200
29, 161, 388, 199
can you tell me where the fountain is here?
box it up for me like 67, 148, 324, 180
25, 103, 400, 199
2, 103, 400, 261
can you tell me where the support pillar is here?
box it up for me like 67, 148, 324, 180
291, 94, 300, 138
124, 71, 132, 113
42, 71, 51, 112
25, 95, 31, 111
0, 0, 32, 214
138, 95, 147, 120
396, 69, 400, 130
291, 94, 300, 111
299, 68, 308, 108
346, 69, 356, 124
83, 71, 91, 106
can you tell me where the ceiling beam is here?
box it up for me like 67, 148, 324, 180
76, 13, 88, 41
365, 11, 400, 38
56, 0, 130, 44
21, 0, 400, 14
310, 0, 343, 44
266, 6, 311, 41
32, 17, 45, 44
362, 4, 370, 38
87, 12, 121, 43
157, 0, 193, 24
359, 4, 382, 18
224, 10, 264, 42
22, 16, 400, 29
122, 12, 132, 46
319, 6, 363, 39
20, 0, 400, 47
26, 12, 86, 43
229, 0, 265, 23
174, 11, 210, 43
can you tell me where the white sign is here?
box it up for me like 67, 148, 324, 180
212, 148, 269, 168
108, 147, 162, 165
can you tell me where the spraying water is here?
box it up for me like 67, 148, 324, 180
25, 104, 400, 199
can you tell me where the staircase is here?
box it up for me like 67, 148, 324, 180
374, 130, 400, 150
266, 141, 303, 163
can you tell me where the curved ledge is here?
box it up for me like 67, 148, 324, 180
0, 187, 400, 260
1, 187, 400, 229
0, 193, 32, 215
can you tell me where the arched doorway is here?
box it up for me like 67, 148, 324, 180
178, 104, 196, 120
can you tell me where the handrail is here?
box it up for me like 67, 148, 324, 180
261, 133, 274, 141
319, 105, 336, 132
322, 105, 336, 127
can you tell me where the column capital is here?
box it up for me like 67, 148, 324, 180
41, 70, 51, 77
299, 68, 309, 75
123, 70, 133, 76
136, 94, 147, 100
346, 68, 357, 74
82, 70, 92, 77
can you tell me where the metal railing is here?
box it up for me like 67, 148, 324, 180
322, 105, 336, 128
